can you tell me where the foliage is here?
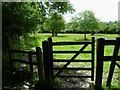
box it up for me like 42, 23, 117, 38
43, 13, 65, 36
2, 2, 40, 51
99, 21, 119, 34
65, 11, 119, 35
2, 2, 75, 48
42, 2, 75, 35
44, 2, 75, 14
67, 10, 101, 40
2, 2, 39, 38
80, 10, 100, 34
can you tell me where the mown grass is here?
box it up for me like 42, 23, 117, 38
30, 33, 120, 89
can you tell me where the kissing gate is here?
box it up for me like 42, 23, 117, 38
42, 37, 95, 82
7, 36, 120, 89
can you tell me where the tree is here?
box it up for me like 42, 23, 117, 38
44, 2, 75, 14
2, 2, 40, 38
80, 10, 100, 40
2, 2, 42, 50
43, 2, 75, 35
43, 13, 65, 36
69, 15, 80, 32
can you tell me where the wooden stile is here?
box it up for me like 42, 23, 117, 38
7, 36, 42, 82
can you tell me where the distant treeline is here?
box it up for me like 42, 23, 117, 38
41, 20, 119, 34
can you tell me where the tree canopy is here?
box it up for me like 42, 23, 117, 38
68, 10, 101, 39
2, 2, 39, 38
2, 2, 75, 38
43, 13, 65, 36
42, 2, 75, 35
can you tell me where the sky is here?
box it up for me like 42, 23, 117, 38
64, 0, 120, 23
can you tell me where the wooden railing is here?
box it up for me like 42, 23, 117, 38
95, 38, 120, 89
7, 37, 44, 81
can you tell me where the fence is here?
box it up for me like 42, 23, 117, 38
7, 37, 44, 81
95, 38, 120, 89
42, 37, 95, 82
7, 36, 120, 89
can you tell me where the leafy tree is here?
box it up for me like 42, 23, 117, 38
2, 2, 39, 38
99, 21, 118, 34
2, 2, 42, 50
68, 10, 100, 39
43, 2, 75, 35
44, 2, 75, 14
80, 10, 100, 39
69, 15, 80, 32
43, 13, 65, 36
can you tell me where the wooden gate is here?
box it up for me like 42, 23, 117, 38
42, 37, 95, 82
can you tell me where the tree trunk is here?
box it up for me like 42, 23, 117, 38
52, 31, 54, 36
84, 33, 87, 40
55, 31, 57, 36
84, 29, 87, 40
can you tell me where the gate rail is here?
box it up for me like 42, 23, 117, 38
42, 37, 95, 82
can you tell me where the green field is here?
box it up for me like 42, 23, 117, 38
28, 33, 120, 88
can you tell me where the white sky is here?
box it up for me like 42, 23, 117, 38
64, 0, 119, 22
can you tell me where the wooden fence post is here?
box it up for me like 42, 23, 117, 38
7, 36, 14, 73
42, 41, 51, 82
95, 38, 105, 89
91, 36, 95, 81
36, 47, 44, 81
28, 52, 33, 78
48, 37, 53, 80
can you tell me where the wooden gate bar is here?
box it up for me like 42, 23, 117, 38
54, 44, 89, 78
57, 76, 92, 78
53, 67, 92, 70
103, 56, 120, 61
11, 50, 36, 54
53, 59, 92, 62
52, 51, 92, 53
53, 42, 92, 45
